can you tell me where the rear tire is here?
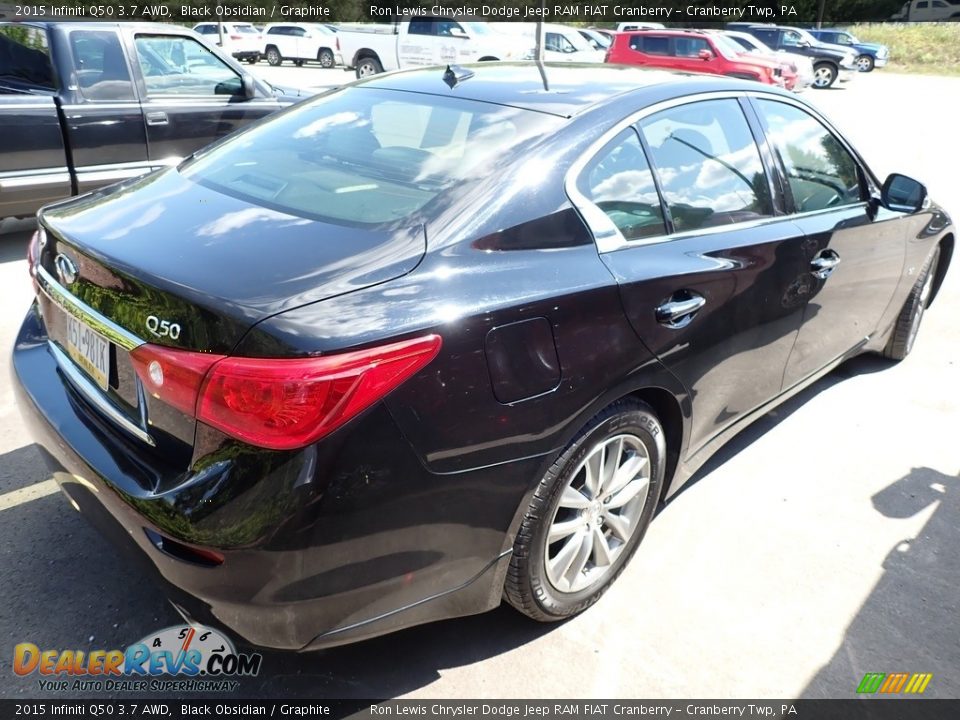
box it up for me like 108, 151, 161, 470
246, 56, 259, 65
318, 49, 335, 68
266, 47, 281, 66
355, 56, 384, 79
812, 63, 838, 88
884, 246, 940, 361
504, 399, 665, 622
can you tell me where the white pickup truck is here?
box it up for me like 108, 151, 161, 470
337, 19, 531, 78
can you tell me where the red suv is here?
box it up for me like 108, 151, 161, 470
606, 30, 796, 90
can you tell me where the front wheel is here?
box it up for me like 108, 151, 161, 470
355, 56, 384, 79
812, 63, 838, 88
884, 246, 940, 361
265, 47, 281, 66
504, 399, 665, 621
318, 49, 335, 68
856, 54, 875, 72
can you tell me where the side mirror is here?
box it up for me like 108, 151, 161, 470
697, 49, 714, 61
799, 39, 811, 47
449, 28, 469, 39
241, 73, 256, 99
881, 173, 927, 213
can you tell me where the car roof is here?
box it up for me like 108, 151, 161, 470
358, 62, 771, 118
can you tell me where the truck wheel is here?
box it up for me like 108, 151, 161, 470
246, 55, 259, 65
318, 49, 335, 68
356, 56, 384, 79
812, 63, 837, 88
856, 54, 874, 72
266, 47, 281, 66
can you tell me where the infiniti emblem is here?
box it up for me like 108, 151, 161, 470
54, 254, 78, 285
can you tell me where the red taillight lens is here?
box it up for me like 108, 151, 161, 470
229, 34, 242, 41
130, 335, 442, 451
130, 345, 225, 417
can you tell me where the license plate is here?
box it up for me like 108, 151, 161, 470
66, 315, 111, 391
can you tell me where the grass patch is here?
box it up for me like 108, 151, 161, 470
847, 23, 960, 75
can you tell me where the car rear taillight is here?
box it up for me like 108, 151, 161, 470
130, 335, 442, 451
230, 35, 242, 41
130, 345, 225, 417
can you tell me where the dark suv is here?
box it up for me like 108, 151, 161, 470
728, 23, 858, 88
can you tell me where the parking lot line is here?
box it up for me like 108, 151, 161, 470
0, 478, 59, 511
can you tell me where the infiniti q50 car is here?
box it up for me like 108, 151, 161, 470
13, 64, 952, 650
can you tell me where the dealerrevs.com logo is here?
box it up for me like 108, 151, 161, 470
13, 625, 262, 693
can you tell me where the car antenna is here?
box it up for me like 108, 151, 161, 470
443, 65, 475, 89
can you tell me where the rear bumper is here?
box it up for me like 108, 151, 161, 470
12, 302, 524, 650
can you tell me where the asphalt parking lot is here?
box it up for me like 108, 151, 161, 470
1, 68, 958, 699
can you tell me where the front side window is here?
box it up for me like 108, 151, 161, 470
674, 37, 710, 58
640, 99, 773, 232
578, 129, 666, 242
755, 100, 863, 213
70, 30, 135, 102
135, 35, 241, 97
181, 88, 563, 226
0, 25, 54, 89
546, 33, 576, 53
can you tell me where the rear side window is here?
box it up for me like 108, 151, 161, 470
0, 25, 54, 89
578, 129, 666, 242
69, 30, 135, 102
754, 99, 863, 213
630, 35, 669, 55
753, 29, 777, 45
408, 20, 435, 36
640, 99, 773, 232
181, 87, 562, 227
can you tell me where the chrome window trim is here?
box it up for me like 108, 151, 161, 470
48, 341, 155, 447
36, 265, 145, 352
565, 89, 873, 254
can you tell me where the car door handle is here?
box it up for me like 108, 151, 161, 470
145, 111, 169, 127
810, 250, 841, 279
655, 292, 706, 328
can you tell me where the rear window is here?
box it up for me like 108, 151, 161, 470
0, 25, 55, 89
181, 87, 562, 227
234, 25, 259, 34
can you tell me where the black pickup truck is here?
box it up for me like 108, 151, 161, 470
727, 23, 859, 88
1, 22, 306, 220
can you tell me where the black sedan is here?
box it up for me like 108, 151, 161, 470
13, 64, 953, 650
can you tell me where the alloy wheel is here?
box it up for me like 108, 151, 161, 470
544, 434, 651, 594
813, 66, 835, 88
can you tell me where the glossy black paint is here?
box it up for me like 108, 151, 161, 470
0, 21, 297, 219
12, 64, 954, 650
